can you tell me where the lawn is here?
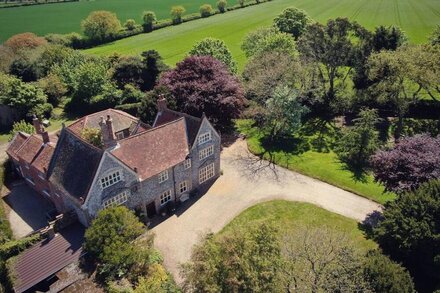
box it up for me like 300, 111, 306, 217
84, 0, 440, 69
236, 119, 395, 204
221, 200, 376, 252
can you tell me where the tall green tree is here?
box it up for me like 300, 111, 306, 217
189, 37, 237, 74
429, 25, 440, 45
81, 11, 121, 42
142, 11, 156, 32
334, 108, 380, 172
170, 6, 186, 24
273, 7, 312, 40
242, 27, 296, 58
8, 120, 34, 141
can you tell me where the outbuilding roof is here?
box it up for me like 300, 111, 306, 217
6, 132, 30, 162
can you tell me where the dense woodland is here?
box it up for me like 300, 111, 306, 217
0, 5, 439, 293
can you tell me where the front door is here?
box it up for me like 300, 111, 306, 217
146, 202, 156, 218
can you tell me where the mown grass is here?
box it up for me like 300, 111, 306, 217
84, 0, 440, 69
221, 200, 376, 252
236, 119, 395, 205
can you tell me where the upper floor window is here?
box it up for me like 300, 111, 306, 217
199, 163, 215, 184
158, 170, 169, 183
100, 170, 122, 189
183, 158, 191, 170
198, 131, 212, 145
160, 190, 172, 205
179, 181, 188, 194
199, 145, 214, 160
103, 190, 130, 209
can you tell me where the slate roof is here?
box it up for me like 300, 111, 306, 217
111, 118, 190, 180
13, 223, 85, 293
47, 128, 103, 201
68, 109, 148, 136
6, 132, 30, 162
154, 109, 202, 146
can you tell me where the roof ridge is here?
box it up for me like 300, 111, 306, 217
63, 127, 104, 153
163, 108, 201, 122
111, 108, 139, 121
118, 117, 186, 143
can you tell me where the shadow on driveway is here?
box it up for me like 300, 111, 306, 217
2, 181, 55, 238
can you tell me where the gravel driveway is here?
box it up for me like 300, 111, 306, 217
152, 138, 382, 282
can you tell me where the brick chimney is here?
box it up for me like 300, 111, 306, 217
99, 116, 110, 145
32, 115, 43, 134
42, 128, 50, 144
99, 115, 117, 148
157, 95, 167, 112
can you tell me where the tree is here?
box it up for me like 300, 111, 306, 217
9, 53, 42, 82
142, 11, 156, 32
134, 264, 179, 293
242, 51, 297, 104
38, 73, 68, 106
298, 18, 369, 118
4, 32, 47, 53
84, 206, 145, 279
363, 250, 415, 293
159, 56, 245, 131
241, 27, 296, 58
429, 25, 440, 45
138, 86, 173, 125
373, 180, 440, 292
181, 223, 281, 292
281, 227, 371, 292
334, 108, 380, 172
238, 0, 244, 7
367, 45, 440, 139
124, 19, 136, 30
372, 26, 407, 52
8, 121, 34, 141
170, 6, 185, 24
112, 56, 144, 89
263, 86, 309, 141
371, 134, 440, 193
0, 45, 14, 73
140, 50, 169, 91
273, 7, 312, 40
188, 37, 237, 73
81, 11, 121, 42
36, 44, 75, 77
81, 128, 103, 148
199, 4, 213, 17
217, 0, 227, 13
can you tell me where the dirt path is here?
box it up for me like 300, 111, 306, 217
152, 139, 382, 282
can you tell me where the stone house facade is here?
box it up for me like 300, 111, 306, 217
6, 99, 221, 226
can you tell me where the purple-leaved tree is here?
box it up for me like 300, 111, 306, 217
371, 134, 440, 193
159, 56, 245, 131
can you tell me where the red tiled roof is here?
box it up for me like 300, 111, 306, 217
68, 109, 141, 136
16, 135, 43, 164
13, 223, 85, 293
6, 132, 29, 162
154, 109, 202, 145
32, 144, 55, 173
111, 118, 190, 180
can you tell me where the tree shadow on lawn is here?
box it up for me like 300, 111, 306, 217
337, 160, 370, 183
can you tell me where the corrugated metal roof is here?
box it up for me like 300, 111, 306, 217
13, 223, 85, 293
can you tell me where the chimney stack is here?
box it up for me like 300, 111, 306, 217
32, 115, 43, 134
157, 95, 167, 112
42, 128, 50, 144
106, 115, 117, 141
99, 115, 117, 148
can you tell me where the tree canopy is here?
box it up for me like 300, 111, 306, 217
81, 11, 121, 42
188, 37, 237, 73
273, 7, 312, 40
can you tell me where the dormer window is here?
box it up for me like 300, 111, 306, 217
198, 131, 212, 145
100, 170, 122, 189
158, 170, 168, 183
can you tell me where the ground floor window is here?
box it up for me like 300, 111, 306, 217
160, 190, 172, 205
103, 190, 130, 209
199, 163, 215, 184
179, 181, 188, 194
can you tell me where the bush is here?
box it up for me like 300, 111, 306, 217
238, 0, 245, 7
81, 10, 121, 43
124, 19, 136, 30
0, 163, 13, 245
0, 234, 40, 260
199, 4, 213, 17
142, 11, 156, 32
217, 0, 227, 13
4, 32, 47, 53
8, 121, 34, 141
170, 6, 186, 24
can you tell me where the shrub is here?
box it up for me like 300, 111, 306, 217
0, 163, 13, 245
142, 11, 156, 32
4, 32, 47, 53
0, 234, 40, 260
238, 0, 244, 7
273, 7, 312, 40
217, 0, 227, 13
81, 128, 103, 148
124, 19, 136, 30
170, 6, 186, 24
38, 74, 68, 106
81, 10, 121, 43
8, 121, 34, 141
199, 4, 213, 17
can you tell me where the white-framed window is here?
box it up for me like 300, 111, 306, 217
183, 158, 191, 169
100, 170, 122, 189
158, 170, 169, 183
198, 131, 212, 145
103, 190, 130, 209
160, 190, 172, 205
116, 132, 125, 140
199, 163, 215, 184
179, 181, 188, 194
199, 145, 214, 160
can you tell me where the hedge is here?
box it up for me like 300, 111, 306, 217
0, 161, 12, 245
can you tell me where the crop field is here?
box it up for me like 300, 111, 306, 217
84, 0, 440, 69
0, 0, 222, 42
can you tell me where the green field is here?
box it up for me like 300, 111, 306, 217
84, 0, 440, 69
221, 200, 376, 252
0, 0, 222, 42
